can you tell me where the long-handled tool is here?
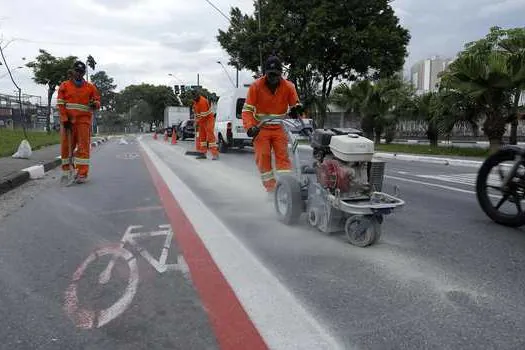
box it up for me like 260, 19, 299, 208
66, 128, 76, 186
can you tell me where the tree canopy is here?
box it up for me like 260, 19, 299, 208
217, 0, 410, 126
26, 49, 78, 131
90, 71, 117, 111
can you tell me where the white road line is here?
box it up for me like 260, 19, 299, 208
386, 175, 477, 195
140, 139, 344, 350
385, 175, 503, 200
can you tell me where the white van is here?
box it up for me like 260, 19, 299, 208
214, 85, 252, 153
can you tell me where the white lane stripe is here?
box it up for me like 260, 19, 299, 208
140, 140, 343, 350
386, 175, 502, 199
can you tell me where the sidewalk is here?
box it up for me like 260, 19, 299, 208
0, 137, 108, 195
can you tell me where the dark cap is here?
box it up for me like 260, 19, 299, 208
264, 55, 282, 73
73, 61, 86, 73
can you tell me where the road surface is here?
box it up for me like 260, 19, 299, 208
1, 134, 525, 350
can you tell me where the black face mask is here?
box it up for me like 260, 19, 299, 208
266, 72, 281, 87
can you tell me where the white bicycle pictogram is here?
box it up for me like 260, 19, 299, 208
64, 225, 184, 329
116, 152, 141, 160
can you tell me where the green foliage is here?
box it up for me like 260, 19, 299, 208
117, 84, 179, 124
90, 71, 117, 111
440, 26, 525, 151
0, 128, 60, 157
179, 87, 219, 107
26, 49, 78, 131
86, 55, 96, 70
129, 99, 153, 125
217, 0, 410, 126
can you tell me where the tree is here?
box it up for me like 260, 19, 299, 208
179, 87, 219, 107
26, 50, 77, 133
90, 71, 117, 111
117, 84, 180, 128
332, 76, 412, 144
129, 99, 153, 126
461, 27, 525, 145
217, 0, 410, 127
441, 51, 519, 152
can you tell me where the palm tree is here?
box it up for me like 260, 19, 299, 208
441, 52, 515, 153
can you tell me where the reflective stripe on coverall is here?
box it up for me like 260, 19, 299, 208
57, 80, 100, 177
193, 95, 218, 157
242, 77, 301, 192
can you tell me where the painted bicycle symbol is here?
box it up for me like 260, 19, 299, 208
116, 152, 141, 160
64, 225, 186, 329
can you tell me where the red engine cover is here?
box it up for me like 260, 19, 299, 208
316, 159, 352, 192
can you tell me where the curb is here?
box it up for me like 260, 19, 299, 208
0, 137, 109, 196
0, 158, 61, 196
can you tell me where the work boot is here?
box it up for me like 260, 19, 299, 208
212, 154, 219, 161
75, 175, 88, 184
60, 170, 74, 186
196, 153, 207, 160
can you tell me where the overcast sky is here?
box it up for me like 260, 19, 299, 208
0, 0, 524, 102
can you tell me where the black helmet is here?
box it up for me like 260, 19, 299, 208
264, 55, 282, 74
73, 61, 86, 73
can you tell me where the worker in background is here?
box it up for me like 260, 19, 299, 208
192, 90, 219, 160
242, 55, 303, 198
56, 61, 101, 184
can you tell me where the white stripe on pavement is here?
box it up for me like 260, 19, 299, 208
386, 175, 501, 199
140, 140, 344, 350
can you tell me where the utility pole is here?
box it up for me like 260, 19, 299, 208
197, 73, 200, 87
0, 44, 27, 138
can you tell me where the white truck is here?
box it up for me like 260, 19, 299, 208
164, 106, 190, 129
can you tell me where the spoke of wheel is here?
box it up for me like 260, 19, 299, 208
495, 193, 510, 210
514, 193, 523, 213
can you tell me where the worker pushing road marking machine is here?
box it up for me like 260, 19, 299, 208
261, 117, 405, 247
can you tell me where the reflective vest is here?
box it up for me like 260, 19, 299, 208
242, 76, 301, 130
193, 96, 213, 120
56, 80, 100, 123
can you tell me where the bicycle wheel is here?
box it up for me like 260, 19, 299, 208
64, 246, 139, 329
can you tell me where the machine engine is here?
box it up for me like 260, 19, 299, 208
311, 129, 375, 198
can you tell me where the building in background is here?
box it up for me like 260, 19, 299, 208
410, 56, 454, 94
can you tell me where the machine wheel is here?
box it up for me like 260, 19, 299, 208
275, 175, 303, 225
218, 135, 228, 153
308, 208, 319, 227
344, 215, 381, 247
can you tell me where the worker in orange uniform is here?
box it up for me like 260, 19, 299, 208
242, 55, 303, 197
192, 90, 219, 160
56, 61, 101, 184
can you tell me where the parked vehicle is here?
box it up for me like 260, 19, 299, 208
177, 119, 195, 140
164, 106, 190, 130
214, 86, 252, 153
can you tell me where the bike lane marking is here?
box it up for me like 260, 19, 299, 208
64, 224, 188, 329
140, 140, 343, 350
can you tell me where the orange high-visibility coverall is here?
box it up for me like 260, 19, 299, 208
56, 80, 100, 178
242, 77, 301, 192
193, 95, 218, 156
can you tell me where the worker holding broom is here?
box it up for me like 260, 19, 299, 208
56, 61, 100, 185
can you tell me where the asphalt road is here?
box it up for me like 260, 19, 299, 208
3, 134, 525, 350
0, 137, 218, 350
148, 137, 525, 350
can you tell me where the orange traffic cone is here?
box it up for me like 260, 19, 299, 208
171, 132, 177, 145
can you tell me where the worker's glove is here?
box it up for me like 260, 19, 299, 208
62, 120, 73, 130
289, 104, 304, 119
88, 100, 98, 110
246, 126, 260, 138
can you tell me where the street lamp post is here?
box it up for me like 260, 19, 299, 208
217, 61, 237, 88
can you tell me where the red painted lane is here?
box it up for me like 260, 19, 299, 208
140, 148, 268, 350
